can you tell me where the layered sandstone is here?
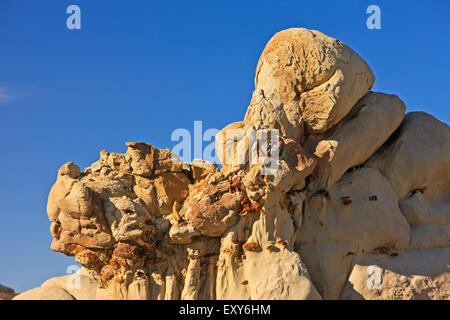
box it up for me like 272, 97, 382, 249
14, 28, 449, 300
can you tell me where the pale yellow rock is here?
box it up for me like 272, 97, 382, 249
0, 284, 15, 300
181, 249, 201, 300
245, 28, 374, 137
152, 172, 190, 216
125, 142, 183, 176
304, 92, 406, 192
16, 267, 99, 300
128, 270, 150, 300
216, 220, 251, 300
103, 196, 154, 246
190, 159, 219, 181
37, 28, 449, 301
298, 167, 410, 299
40, 271, 98, 300
368, 111, 450, 251
243, 249, 321, 300
215, 121, 252, 167
164, 268, 179, 300
399, 193, 450, 226
368, 111, 450, 202
341, 248, 450, 300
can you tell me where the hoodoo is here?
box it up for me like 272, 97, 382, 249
14, 28, 450, 300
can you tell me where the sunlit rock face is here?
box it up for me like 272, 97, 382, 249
14, 28, 449, 300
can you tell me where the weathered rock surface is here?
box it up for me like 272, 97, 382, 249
11, 267, 98, 300
13, 286, 75, 300
368, 112, 449, 202
245, 28, 374, 139
0, 284, 16, 300
368, 112, 450, 253
297, 167, 411, 299
304, 92, 406, 192
341, 248, 450, 300
21, 28, 449, 300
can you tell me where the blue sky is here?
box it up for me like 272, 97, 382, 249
0, 0, 448, 292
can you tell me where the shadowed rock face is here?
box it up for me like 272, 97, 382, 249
14, 28, 449, 300
0, 284, 16, 300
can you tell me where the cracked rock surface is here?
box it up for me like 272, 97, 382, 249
14, 28, 449, 300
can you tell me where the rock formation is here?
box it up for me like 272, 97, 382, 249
0, 284, 16, 300
14, 28, 449, 300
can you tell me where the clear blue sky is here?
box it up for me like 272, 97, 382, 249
0, 0, 448, 292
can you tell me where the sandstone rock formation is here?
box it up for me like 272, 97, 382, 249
341, 248, 450, 300
14, 28, 449, 300
0, 284, 16, 300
